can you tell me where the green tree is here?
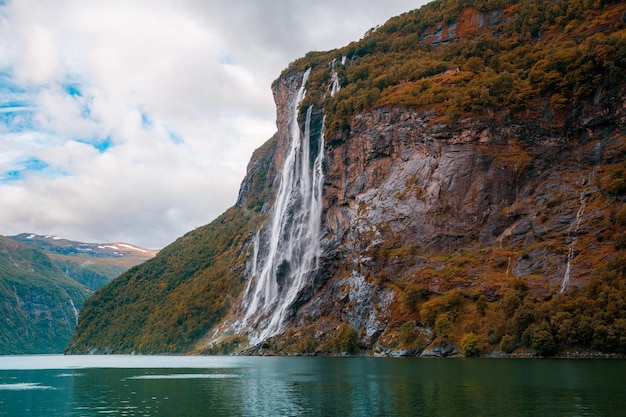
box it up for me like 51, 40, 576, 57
527, 322, 557, 356
460, 332, 482, 356
435, 312, 455, 344
499, 335, 516, 353
329, 323, 359, 354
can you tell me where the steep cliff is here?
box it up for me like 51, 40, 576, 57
69, 0, 626, 356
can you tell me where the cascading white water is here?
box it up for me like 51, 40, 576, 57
240, 69, 326, 343
63, 290, 80, 325
68, 297, 80, 325
559, 175, 591, 293
330, 73, 340, 97
329, 58, 342, 97
250, 230, 260, 278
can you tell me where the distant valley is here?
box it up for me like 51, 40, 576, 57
12, 233, 158, 290
0, 233, 156, 354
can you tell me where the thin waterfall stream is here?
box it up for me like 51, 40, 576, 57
560, 193, 585, 293
559, 172, 593, 293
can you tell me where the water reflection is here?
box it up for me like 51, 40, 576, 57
1, 357, 626, 416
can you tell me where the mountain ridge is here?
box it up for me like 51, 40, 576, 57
0, 233, 157, 353
12, 233, 157, 290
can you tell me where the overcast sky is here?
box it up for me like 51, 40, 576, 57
0, 0, 426, 249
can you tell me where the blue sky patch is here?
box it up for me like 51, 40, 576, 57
65, 83, 82, 97
0, 110, 33, 132
0, 72, 37, 133
0, 158, 49, 183
22, 158, 48, 171
169, 131, 184, 145
0, 71, 24, 93
141, 112, 153, 129
76, 136, 113, 153
94, 136, 113, 153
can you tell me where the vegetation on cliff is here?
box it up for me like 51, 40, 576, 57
242, 0, 625, 357
291, 0, 625, 131
67, 208, 254, 353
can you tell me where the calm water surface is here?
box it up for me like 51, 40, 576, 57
0, 355, 625, 416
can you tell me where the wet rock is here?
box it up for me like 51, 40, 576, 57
420, 343, 461, 357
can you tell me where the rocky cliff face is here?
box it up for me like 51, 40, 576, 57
203, 72, 625, 355
323, 85, 626, 285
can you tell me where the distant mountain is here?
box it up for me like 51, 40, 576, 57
0, 234, 157, 354
12, 233, 157, 290
0, 236, 92, 354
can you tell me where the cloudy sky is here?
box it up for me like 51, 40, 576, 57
0, 0, 425, 249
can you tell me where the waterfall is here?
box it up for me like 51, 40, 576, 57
63, 290, 80, 325
329, 59, 342, 97
251, 230, 260, 278
68, 297, 80, 325
330, 73, 341, 97
559, 174, 592, 293
241, 69, 326, 343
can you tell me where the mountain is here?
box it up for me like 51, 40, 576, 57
68, 0, 626, 356
12, 233, 158, 290
0, 236, 92, 354
0, 234, 156, 354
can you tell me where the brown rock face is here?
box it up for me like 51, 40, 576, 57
222, 70, 625, 355
323, 108, 519, 253
270, 72, 306, 173
419, 8, 509, 47
323, 88, 623, 254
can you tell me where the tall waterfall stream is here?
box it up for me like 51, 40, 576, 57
239, 69, 326, 344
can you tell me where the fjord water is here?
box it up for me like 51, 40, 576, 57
2, 356, 626, 416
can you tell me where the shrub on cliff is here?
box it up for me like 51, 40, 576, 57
327, 323, 359, 355
499, 335, 516, 354
460, 332, 482, 356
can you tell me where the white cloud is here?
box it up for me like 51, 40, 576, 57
0, 0, 426, 248
14, 24, 64, 85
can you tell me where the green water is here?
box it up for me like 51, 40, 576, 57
1, 355, 625, 416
